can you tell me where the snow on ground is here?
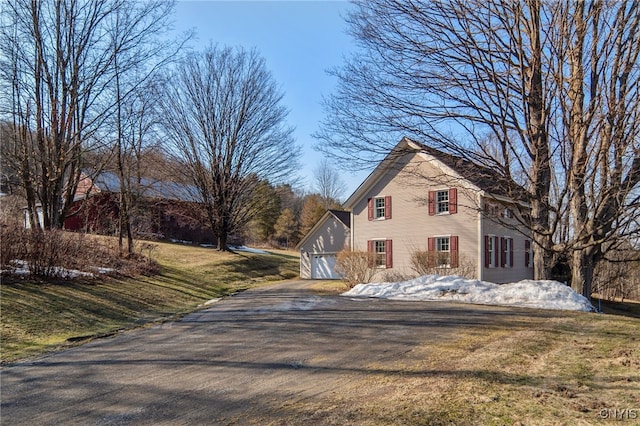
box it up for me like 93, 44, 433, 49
228, 245, 270, 254
343, 274, 595, 312
1, 260, 115, 279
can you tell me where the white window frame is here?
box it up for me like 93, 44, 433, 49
435, 236, 451, 268
487, 234, 496, 268
374, 240, 387, 268
374, 197, 386, 220
504, 236, 513, 268
436, 190, 449, 215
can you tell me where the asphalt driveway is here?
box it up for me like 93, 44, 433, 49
1, 280, 555, 425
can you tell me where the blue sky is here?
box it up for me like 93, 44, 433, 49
173, 0, 364, 197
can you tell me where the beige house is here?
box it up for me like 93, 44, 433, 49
299, 137, 534, 283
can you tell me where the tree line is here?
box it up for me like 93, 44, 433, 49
0, 0, 314, 253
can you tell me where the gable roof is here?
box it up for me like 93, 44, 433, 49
412, 140, 516, 198
295, 209, 351, 250
344, 137, 524, 208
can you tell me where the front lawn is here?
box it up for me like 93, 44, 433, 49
0, 241, 299, 363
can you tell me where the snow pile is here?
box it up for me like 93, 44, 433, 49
343, 275, 595, 312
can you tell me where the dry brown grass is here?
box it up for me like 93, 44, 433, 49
273, 310, 640, 425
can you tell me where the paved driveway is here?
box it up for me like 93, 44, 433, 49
1, 280, 550, 425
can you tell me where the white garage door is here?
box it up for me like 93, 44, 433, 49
311, 254, 340, 279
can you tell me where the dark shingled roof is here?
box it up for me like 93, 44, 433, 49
408, 139, 525, 200
329, 209, 351, 229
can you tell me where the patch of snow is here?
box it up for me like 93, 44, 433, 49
92, 267, 116, 274
200, 244, 216, 248
3, 260, 103, 279
342, 275, 595, 312
228, 245, 270, 254
170, 239, 193, 245
203, 298, 222, 306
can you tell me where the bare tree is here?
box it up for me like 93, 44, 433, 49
313, 158, 346, 206
315, 0, 640, 296
0, 0, 181, 232
107, 1, 185, 255
157, 45, 299, 250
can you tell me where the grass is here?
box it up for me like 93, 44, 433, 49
306, 309, 640, 425
0, 241, 299, 363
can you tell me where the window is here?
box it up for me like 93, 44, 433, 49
428, 188, 457, 215
436, 237, 450, 266
367, 196, 392, 220
485, 235, 496, 268
367, 239, 393, 268
501, 237, 514, 268
375, 198, 385, 219
428, 236, 459, 268
437, 190, 449, 214
525, 239, 532, 268
375, 240, 386, 267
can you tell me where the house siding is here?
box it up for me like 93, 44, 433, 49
481, 210, 534, 283
298, 214, 350, 279
351, 152, 480, 279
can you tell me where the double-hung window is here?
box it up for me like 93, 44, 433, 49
427, 235, 459, 268
436, 190, 449, 214
375, 198, 386, 219
486, 235, 496, 268
368, 196, 392, 220
368, 239, 393, 268
428, 188, 457, 215
436, 236, 450, 267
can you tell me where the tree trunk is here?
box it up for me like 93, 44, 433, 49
572, 248, 594, 299
217, 233, 228, 251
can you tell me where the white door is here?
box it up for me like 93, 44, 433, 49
311, 254, 340, 279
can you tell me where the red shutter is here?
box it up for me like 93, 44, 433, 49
384, 196, 392, 220
427, 237, 435, 267
367, 240, 374, 267
494, 236, 500, 268
525, 239, 531, 268
500, 237, 506, 267
509, 238, 514, 267
484, 235, 490, 268
450, 236, 459, 268
385, 239, 393, 268
428, 191, 436, 216
367, 198, 374, 221
449, 188, 457, 214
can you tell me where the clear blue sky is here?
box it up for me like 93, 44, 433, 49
172, 0, 365, 197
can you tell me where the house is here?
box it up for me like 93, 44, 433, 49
62, 172, 215, 243
300, 137, 534, 283
296, 209, 351, 279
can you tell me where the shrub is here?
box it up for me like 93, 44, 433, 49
0, 225, 158, 279
410, 250, 476, 279
335, 249, 377, 288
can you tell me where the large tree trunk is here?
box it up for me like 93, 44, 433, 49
572, 248, 595, 298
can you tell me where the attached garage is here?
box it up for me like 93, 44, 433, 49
296, 210, 350, 280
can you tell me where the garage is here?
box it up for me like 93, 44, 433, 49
311, 254, 340, 279
296, 210, 350, 279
